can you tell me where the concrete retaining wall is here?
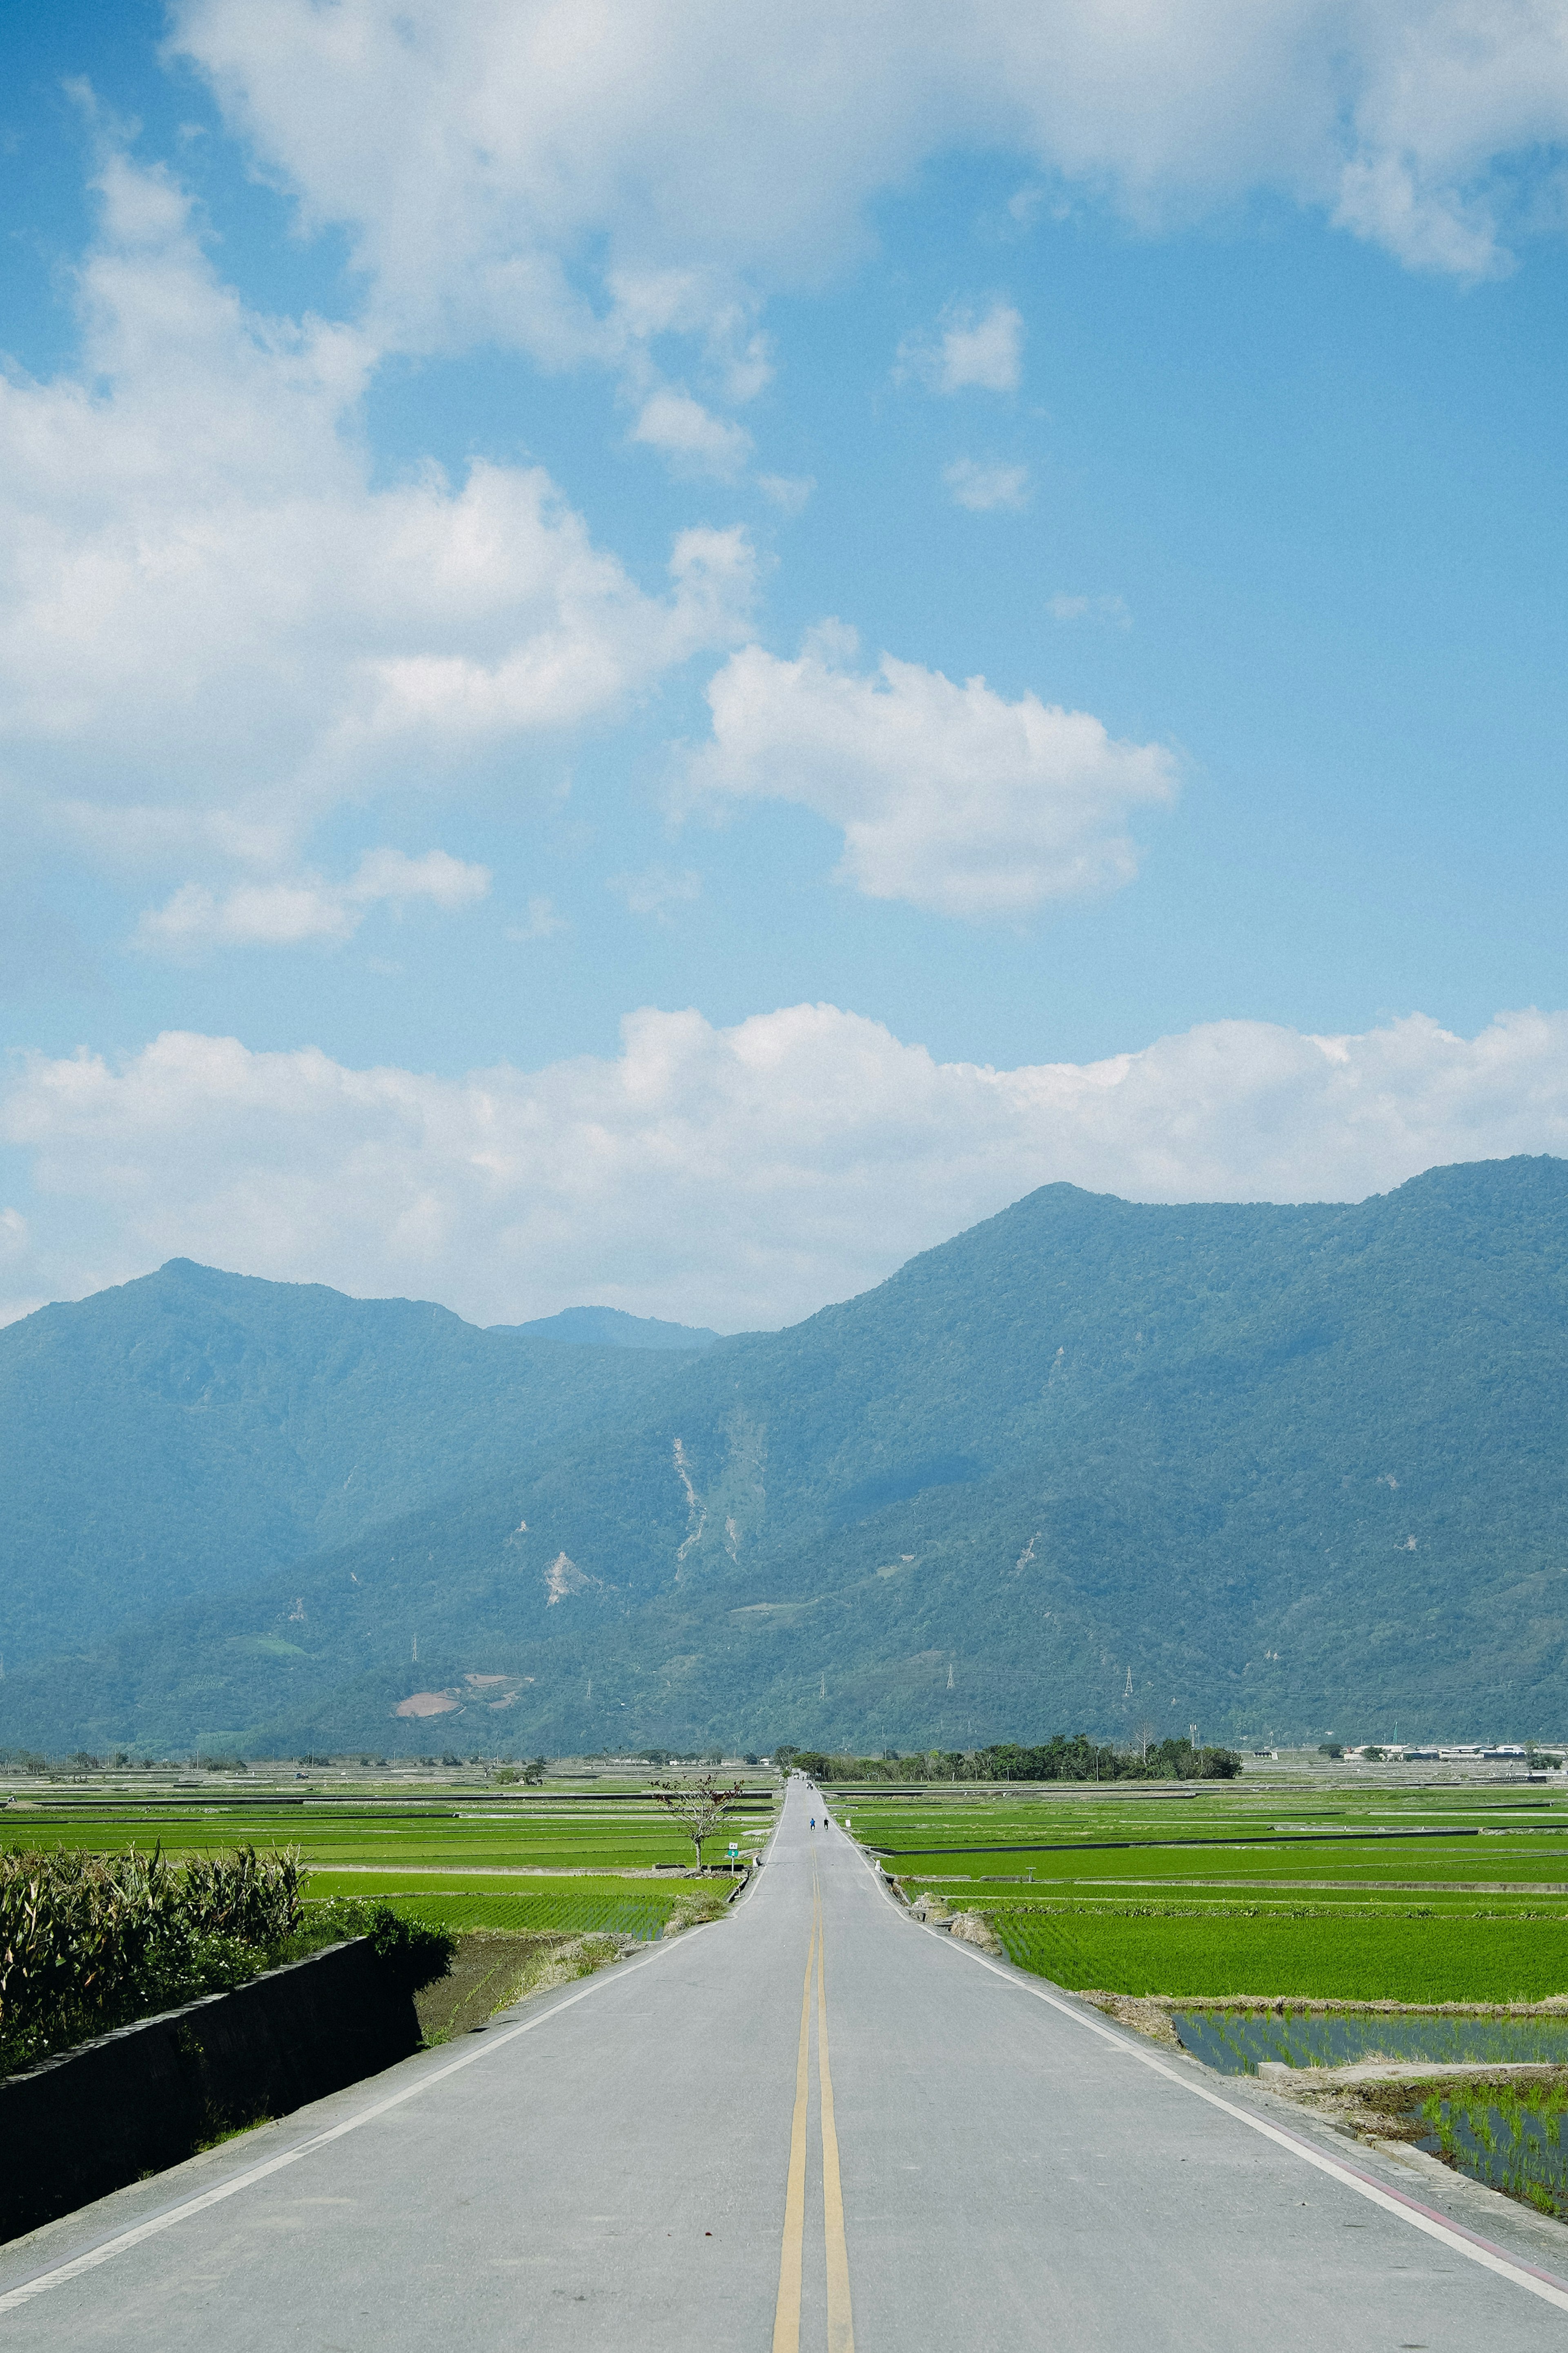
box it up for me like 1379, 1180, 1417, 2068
0, 1939, 421, 2243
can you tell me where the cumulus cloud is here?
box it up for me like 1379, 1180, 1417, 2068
168, 0, 1568, 377
0, 150, 755, 887
944, 458, 1031, 512
682, 636, 1175, 918
900, 302, 1024, 395
135, 849, 490, 954
6, 1003, 1568, 1331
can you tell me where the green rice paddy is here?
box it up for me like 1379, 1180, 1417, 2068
984, 1907, 1568, 2003
837, 1781, 1568, 2003
0, 1775, 778, 1937
1417, 2080, 1568, 2218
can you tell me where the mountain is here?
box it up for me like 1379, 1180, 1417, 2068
0, 1259, 694, 1671
4, 1157, 1568, 1757
499, 1306, 722, 1350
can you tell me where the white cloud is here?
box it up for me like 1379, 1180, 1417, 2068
757, 474, 817, 514
1049, 592, 1131, 627
135, 849, 490, 953
7, 1003, 1568, 1331
507, 894, 569, 942
683, 637, 1175, 918
609, 865, 703, 922
0, 151, 755, 884
900, 302, 1024, 395
944, 458, 1031, 512
629, 388, 753, 479
168, 0, 1568, 343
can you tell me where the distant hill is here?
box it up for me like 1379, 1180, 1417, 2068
0, 1260, 690, 1671
4, 1158, 1568, 1758
498, 1305, 722, 1350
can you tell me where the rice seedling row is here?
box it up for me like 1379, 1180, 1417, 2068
979, 1906, 1568, 2003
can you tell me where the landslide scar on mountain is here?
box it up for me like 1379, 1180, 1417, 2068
673, 1437, 706, 1570
544, 1551, 600, 1603
673, 1413, 767, 1577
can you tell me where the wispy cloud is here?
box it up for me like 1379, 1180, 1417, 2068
136, 849, 490, 955
944, 458, 1031, 512
757, 473, 816, 513
1049, 593, 1132, 628
507, 895, 570, 942
609, 865, 702, 922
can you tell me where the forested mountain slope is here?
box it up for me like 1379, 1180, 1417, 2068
0, 1259, 701, 1669
4, 1157, 1567, 1756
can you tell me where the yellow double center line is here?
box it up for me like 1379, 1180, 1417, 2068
773, 1867, 855, 2353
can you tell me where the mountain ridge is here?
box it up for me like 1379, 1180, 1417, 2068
4, 1156, 1567, 1755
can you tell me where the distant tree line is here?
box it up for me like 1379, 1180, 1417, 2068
774, 1734, 1242, 1783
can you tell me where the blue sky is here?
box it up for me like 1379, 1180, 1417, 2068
2, 2, 1567, 1330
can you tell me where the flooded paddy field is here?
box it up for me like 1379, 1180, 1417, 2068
1171, 2006, 1568, 2072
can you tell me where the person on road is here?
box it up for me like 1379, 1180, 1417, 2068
810, 1815, 816, 1830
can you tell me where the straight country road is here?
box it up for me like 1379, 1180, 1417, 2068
5, 1780, 1568, 2348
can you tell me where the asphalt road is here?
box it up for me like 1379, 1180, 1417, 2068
5, 1780, 1568, 2349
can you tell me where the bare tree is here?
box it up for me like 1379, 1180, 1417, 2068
652, 1773, 748, 1873
1133, 1719, 1157, 1765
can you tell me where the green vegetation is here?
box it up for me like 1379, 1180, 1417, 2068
0, 1758, 769, 2081
0, 1774, 771, 2033
0, 1842, 306, 2074
651, 1773, 752, 1870
305, 1896, 458, 1996
413, 1931, 629, 2044
1417, 2079, 1568, 2217
1332, 2074, 1568, 2221
379, 1882, 730, 1940
0, 1783, 777, 1879
791, 1737, 1241, 1782
845, 1780, 1568, 2005
0, 1765, 773, 2072
6, 1157, 1568, 1755
0, 1256, 700, 1678
984, 1909, 1567, 2003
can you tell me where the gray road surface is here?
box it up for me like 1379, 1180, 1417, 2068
5, 1780, 1568, 2349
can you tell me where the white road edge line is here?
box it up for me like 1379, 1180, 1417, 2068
0, 1931, 688, 2313
876, 1864, 1568, 2318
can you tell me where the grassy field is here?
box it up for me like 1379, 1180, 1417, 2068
836, 1781, 1568, 2003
